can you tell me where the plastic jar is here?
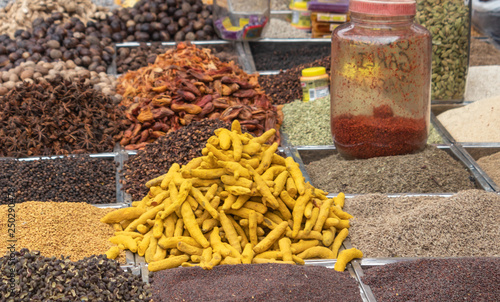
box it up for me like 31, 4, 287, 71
213, 0, 270, 41
291, 1, 311, 30
301, 67, 330, 102
330, 0, 432, 159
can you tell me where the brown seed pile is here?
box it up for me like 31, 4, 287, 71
150, 264, 362, 302
363, 258, 500, 302
305, 146, 477, 194
116, 42, 240, 74
0, 202, 124, 261
0, 156, 116, 204
0, 250, 151, 301
344, 190, 500, 257
121, 119, 233, 200
259, 56, 331, 105
0, 78, 130, 157
476, 151, 500, 186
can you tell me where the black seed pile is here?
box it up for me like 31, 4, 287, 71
150, 264, 362, 302
0, 249, 151, 302
251, 43, 331, 71
122, 119, 233, 200
0, 155, 116, 204
363, 258, 500, 302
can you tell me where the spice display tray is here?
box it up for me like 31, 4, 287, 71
3, 153, 127, 204
287, 144, 495, 195
456, 144, 500, 191
245, 38, 331, 72
112, 40, 254, 74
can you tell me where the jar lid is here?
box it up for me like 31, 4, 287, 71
302, 67, 327, 77
349, 0, 416, 16
294, 1, 309, 9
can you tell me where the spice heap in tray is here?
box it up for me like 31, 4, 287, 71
103, 121, 362, 271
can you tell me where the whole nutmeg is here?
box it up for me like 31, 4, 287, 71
185, 32, 196, 41
81, 56, 92, 67
193, 21, 204, 31
178, 17, 188, 28
33, 72, 42, 79
66, 60, 76, 69
96, 66, 107, 73
22, 52, 30, 59
181, 2, 192, 13
187, 12, 198, 21
50, 49, 63, 60
20, 69, 34, 80
3, 81, 15, 89
0, 86, 9, 95
47, 40, 61, 49
9, 74, 19, 82
174, 31, 185, 41
126, 20, 136, 28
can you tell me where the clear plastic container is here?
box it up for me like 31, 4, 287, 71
213, 0, 270, 40
330, 0, 432, 159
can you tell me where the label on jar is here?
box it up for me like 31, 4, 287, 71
291, 10, 311, 29
316, 13, 347, 23
301, 78, 329, 102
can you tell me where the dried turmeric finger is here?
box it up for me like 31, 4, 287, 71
322, 228, 335, 247
105, 246, 121, 260
255, 251, 282, 259
145, 235, 158, 263
219, 210, 242, 253
191, 186, 219, 219
149, 190, 169, 207
304, 201, 314, 219
250, 128, 276, 145
291, 188, 313, 237
331, 228, 349, 258
218, 161, 251, 179
252, 258, 295, 265
286, 230, 323, 241
231, 119, 242, 134
279, 237, 293, 262
242, 142, 261, 156
272, 171, 289, 197
223, 242, 242, 259
220, 256, 242, 265
272, 154, 286, 166
114, 231, 144, 239
207, 143, 233, 161
304, 207, 320, 234
222, 194, 237, 210
228, 216, 249, 248
334, 248, 363, 272
324, 218, 340, 228
174, 219, 184, 237
125, 202, 165, 232
253, 221, 289, 254
256, 142, 278, 174
279, 191, 296, 210
137, 224, 150, 234
160, 163, 181, 189
138, 231, 153, 257
101, 207, 146, 224
221, 175, 253, 188
247, 165, 279, 209
225, 185, 252, 196
158, 236, 202, 249
290, 240, 320, 254
217, 129, 231, 150
209, 227, 231, 257
181, 202, 210, 248
313, 198, 333, 232
242, 201, 268, 214
190, 168, 226, 179
248, 210, 258, 246
241, 243, 255, 264
297, 246, 335, 259
177, 241, 204, 256
231, 194, 251, 210
285, 158, 305, 196
286, 177, 298, 198
228, 130, 243, 161
196, 196, 221, 225
202, 218, 219, 233
153, 246, 167, 262
336, 220, 350, 230
148, 255, 189, 272
333, 192, 345, 209
225, 208, 264, 224
261, 165, 287, 181
330, 205, 353, 219
181, 157, 203, 173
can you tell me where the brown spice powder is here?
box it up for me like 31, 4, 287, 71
0, 201, 124, 262
305, 146, 477, 194
344, 190, 500, 257
476, 151, 500, 187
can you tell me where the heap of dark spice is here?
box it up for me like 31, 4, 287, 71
150, 263, 362, 302
251, 44, 331, 71
0, 249, 151, 301
305, 145, 477, 194
121, 119, 233, 200
0, 155, 116, 204
259, 56, 331, 105
0, 78, 130, 157
363, 258, 500, 301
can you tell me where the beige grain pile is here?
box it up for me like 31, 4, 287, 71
0, 201, 124, 262
477, 151, 500, 186
344, 190, 500, 258
437, 96, 500, 142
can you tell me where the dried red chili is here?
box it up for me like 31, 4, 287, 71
332, 105, 427, 159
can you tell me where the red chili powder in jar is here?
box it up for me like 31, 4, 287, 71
332, 105, 427, 159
